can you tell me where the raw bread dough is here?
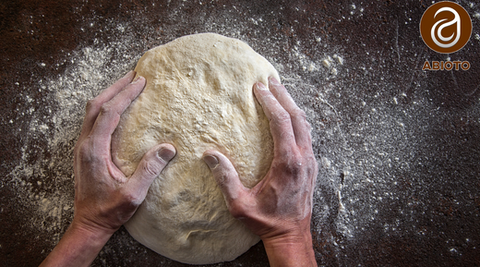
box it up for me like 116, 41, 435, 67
112, 33, 278, 264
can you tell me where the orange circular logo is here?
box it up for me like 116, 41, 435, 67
420, 1, 472, 54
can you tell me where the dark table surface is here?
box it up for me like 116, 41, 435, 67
1, 0, 479, 266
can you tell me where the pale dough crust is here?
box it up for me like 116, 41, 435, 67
112, 33, 278, 264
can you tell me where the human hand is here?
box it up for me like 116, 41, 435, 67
73, 71, 176, 234
40, 71, 176, 267
203, 77, 317, 266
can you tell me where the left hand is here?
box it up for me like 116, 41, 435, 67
73, 71, 176, 234
40, 71, 176, 267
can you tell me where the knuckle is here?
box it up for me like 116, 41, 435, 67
118, 189, 143, 210
283, 161, 302, 176
98, 103, 121, 122
214, 172, 227, 187
276, 151, 317, 178
293, 109, 307, 121
98, 103, 114, 115
214, 168, 231, 187
274, 110, 291, 125
228, 200, 247, 219
272, 111, 292, 132
120, 196, 141, 212
293, 109, 312, 131
86, 99, 100, 113
142, 160, 163, 177
75, 140, 95, 163
280, 131, 295, 141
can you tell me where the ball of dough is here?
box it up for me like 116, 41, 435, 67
112, 33, 278, 264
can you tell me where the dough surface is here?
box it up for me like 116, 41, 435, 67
112, 33, 278, 264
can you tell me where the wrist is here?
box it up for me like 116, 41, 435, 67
261, 226, 317, 267
39, 219, 115, 267
262, 229, 311, 245
69, 218, 116, 242
259, 217, 312, 244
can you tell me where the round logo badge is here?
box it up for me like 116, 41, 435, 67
420, 1, 472, 54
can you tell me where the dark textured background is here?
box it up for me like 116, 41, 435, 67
1, 0, 479, 266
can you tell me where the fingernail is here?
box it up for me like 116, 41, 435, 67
158, 147, 175, 162
256, 82, 268, 91
124, 70, 135, 78
131, 75, 144, 84
204, 155, 219, 169
269, 76, 280, 85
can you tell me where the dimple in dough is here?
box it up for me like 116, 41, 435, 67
112, 33, 279, 264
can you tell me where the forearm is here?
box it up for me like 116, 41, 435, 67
39, 220, 114, 267
262, 230, 317, 267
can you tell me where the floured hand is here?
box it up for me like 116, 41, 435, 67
203, 77, 318, 267
40, 71, 176, 267
73, 71, 176, 233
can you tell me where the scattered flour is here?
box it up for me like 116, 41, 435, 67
4, 2, 480, 266
6, 22, 144, 245
6, 11, 346, 263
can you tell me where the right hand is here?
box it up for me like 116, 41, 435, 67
203, 77, 318, 243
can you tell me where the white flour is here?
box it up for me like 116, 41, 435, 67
7, 22, 145, 245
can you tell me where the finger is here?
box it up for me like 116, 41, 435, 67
253, 82, 295, 155
91, 70, 137, 112
90, 76, 146, 144
126, 144, 176, 202
80, 71, 136, 138
268, 77, 312, 149
203, 150, 248, 213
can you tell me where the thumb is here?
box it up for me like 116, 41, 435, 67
203, 150, 248, 215
128, 143, 176, 197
